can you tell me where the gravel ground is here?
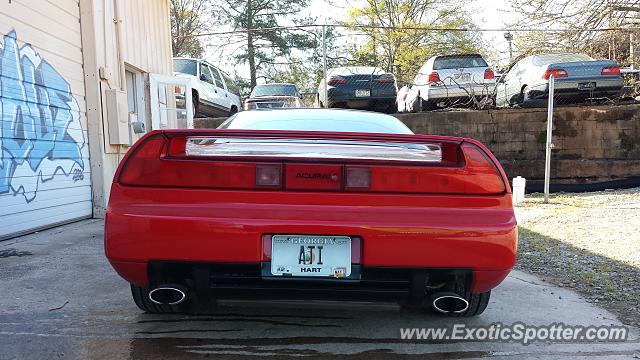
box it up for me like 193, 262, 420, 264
515, 187, 640, 327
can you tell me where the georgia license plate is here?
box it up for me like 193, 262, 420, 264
355, 89, 370, 97
271, 235, 351, 278
578, 82, 596, 90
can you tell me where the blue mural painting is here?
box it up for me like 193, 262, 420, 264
0, 30, 86, 203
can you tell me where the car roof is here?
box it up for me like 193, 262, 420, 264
328, 66, 385, 75
219, 108, 413, 134
254, 83, 297, 87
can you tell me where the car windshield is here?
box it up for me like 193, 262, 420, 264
251, 84, 298, 97
532, 53, 594, 66
173, 59, 198, 76
433, 55, 488, 70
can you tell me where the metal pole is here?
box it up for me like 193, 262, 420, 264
322, 25, 328, 108
544, 75, 555, 203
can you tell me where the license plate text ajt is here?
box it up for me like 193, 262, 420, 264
270, 235, 352, 278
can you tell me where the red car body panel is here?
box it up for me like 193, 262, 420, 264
105, 129, 517, 295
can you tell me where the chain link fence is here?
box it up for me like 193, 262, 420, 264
182, 24, 640, 115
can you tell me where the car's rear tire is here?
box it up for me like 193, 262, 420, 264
420, 98, 436, 111
229, 105, 238, 116
131, 284, 190, 314
192, 91, 200, 118
386, 102, 398, 114
435, 288, 491, 317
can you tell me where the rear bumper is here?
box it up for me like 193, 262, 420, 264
327, 87, 397, 103
110, 260, 512, 300
420, 83, 495, 100
105, 185, 517, 294
529, 78, 623, 98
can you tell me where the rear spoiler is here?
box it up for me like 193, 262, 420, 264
114, 129, 511, 195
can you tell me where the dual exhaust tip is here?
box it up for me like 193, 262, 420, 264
431, 292, 469, 314
148, 284, 188, 305
148, 286, 469, 313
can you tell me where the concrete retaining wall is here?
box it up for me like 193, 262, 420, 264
195, 104, 640, 183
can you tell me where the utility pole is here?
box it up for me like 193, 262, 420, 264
504, 32, 514, 63
322, 25, 327, 107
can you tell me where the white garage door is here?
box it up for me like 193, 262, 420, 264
1, 1, 92, 240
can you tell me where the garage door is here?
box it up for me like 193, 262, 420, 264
1, 1, 92, 239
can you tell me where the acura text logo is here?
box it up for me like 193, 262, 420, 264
296, 172, 338, 181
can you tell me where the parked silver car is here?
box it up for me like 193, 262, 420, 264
495, 53, 624, 108
409, 54, 495, 110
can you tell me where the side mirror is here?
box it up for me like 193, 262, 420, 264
200, 74, 206, 81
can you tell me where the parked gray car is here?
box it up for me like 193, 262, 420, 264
495, 53, 624, 107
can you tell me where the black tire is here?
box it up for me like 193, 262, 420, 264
436, 287, 491, 317
192, 91, 200, 118
131, 284, 189, 314
386, 102, 398, 114
420, 98, 436, 111
229, 105, 238, 116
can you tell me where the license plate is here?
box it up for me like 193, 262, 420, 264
454, 73, 471, 82
355, 89, 370, 97
271, 235, 351, 278
578, 82, 595, 90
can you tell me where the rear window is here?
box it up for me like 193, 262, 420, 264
532, 53, 594, 66
173, 59, 198, 76
251, 84, 298, 97
329, 67, 384, 76
433, 55, 488, 70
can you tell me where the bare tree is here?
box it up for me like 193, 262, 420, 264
171, 0, 208, 58
509, 0, 640, 64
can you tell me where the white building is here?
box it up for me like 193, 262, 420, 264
1, 0, 183, 239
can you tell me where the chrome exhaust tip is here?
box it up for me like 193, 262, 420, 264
431, 292, 469, 314
148, 285, 187, 305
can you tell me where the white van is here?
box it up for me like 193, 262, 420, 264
173, 58, 242, 117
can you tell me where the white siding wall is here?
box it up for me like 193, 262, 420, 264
0, 1, 92, 239
79, 0, 173, 216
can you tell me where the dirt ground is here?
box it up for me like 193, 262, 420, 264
515, 187, 640, 327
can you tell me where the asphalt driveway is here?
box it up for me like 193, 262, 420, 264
0, 219, 638, 359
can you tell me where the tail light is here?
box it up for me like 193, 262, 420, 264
542, 69, 568, 79
117, 132, 506, 195
377, 73, 395, 83
601, 66, 621, 75
484, 68, 495, 80
327, 75, 347, 86
427, 72, 440, 84
343, 143, 505, 194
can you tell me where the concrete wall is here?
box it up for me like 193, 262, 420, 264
80, 0, 173, 216
195, 104, 640, 183
395, 105, 640, 183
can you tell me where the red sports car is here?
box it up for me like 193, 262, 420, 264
105, 108, 517, 316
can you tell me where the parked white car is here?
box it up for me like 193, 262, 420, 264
410, 54, 495, 110
173, 58, 242, 117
